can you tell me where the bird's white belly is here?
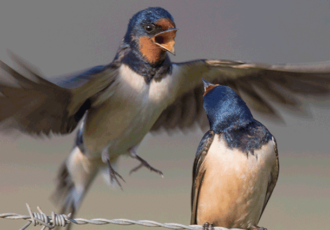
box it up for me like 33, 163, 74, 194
197, 134, 276, 228
83, 64, 175, 158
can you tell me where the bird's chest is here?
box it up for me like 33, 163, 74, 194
197, 135, 276, 228
84, 65, 173, 154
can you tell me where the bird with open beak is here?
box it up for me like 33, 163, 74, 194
1, 7, 330, 228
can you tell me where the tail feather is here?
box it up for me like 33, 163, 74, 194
51, 162, 75, 213
50, 161, 77, 230
51, 147, 100, 230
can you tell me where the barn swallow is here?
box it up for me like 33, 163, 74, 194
0, 6, 330, 225
190, 79, 279, 230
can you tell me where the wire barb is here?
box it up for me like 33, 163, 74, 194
19, 203, 72, 230
0, 204, 245, 230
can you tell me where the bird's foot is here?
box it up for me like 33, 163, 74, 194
129, 150, 164, 177
107, 158, 126, 190
250, 225, 267, 230
202, 222, 213, 230
102, 153, 125, 190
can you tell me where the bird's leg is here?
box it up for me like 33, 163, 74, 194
129, 148, 164, 177
202, 222, 213, 230
250, 226, 267, 230
102, 150, 125, 190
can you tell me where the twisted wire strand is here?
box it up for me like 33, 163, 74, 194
0, 204, 245, 230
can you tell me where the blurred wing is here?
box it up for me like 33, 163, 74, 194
0, 53, 117, 136
190, 130, 215, 224
259, 137, 280, 221
151, 59, 330, 132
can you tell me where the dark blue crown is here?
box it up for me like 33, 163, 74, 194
203, 84, 254, 133
124, 7, 174, 43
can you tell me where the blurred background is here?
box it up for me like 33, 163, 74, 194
1, 1, 330, 229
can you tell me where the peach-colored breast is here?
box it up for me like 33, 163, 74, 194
197, 134, 277, 229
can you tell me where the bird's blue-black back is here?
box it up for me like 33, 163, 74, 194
223, 119, 272, 154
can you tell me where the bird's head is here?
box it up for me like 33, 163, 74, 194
202, 79, 254, 133
124, 7, 177, 65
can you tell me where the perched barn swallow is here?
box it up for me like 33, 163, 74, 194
191, 80, 279, 230
0, 7, 330, 224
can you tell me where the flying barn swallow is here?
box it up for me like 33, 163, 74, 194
191, 80, 279, 230
1, 7, 330, 225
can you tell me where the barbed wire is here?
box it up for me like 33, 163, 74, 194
0, 204, 246, 230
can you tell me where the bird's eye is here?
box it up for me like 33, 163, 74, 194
144, 24, 155, 33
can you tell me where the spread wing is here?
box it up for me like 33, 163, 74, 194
259, 136, 280, 222
190, 130, 215, 225
151, 59, 330, 132
0, 53, 118, 136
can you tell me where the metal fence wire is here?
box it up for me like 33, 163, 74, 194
0, 204, 246, 230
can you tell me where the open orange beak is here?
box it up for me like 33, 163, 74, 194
151, 28, 178, 55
